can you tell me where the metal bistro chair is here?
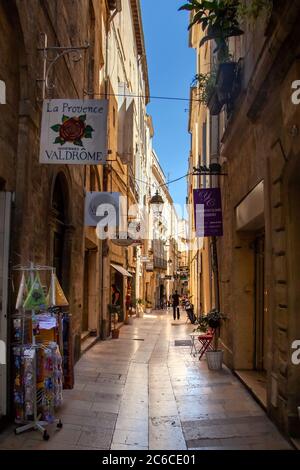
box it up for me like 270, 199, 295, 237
198, 328, 216, 360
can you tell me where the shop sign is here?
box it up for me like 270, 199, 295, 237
0, 80, 6, 104
39, 99, 108, 165
165, 275, 173, 280
146, 263, 154, 272
194, 188, 223, 237
85, 192, 120, 227
141, 257, 150, 263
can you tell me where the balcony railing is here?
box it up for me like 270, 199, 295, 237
129, 166, 140, 203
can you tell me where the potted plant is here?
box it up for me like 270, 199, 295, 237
127, 302, 135, 325
180, 1, 244, 110
145, 301, 152, 314
204, 308, 226, 370
193, 316, 210, 334
136, 298, 144, 318
192, 71, 222, 115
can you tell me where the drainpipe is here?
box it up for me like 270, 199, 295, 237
100, 2, 122, 339
210, 114, 221, 312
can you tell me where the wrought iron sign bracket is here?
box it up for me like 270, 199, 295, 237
37, 32, 90, 101
193, 165, 228, 177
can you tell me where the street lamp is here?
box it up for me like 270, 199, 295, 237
149, 190, 164, 215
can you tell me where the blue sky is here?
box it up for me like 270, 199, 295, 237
140, 0, 195, 210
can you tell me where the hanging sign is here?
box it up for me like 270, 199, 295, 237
194, 188, 223, 237
39, 99, 108, 165
146, 263, 154, 272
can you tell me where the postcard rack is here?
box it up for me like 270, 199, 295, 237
12, 264, 63, 441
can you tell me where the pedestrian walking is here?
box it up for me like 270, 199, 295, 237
172, 290, 180, 321
111, 284, 120, 306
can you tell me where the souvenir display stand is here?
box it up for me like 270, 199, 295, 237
12, 264, 65, 441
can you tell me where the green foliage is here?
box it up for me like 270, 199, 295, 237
179, 0, 243, 60
238, 0, 273, 20
192, 71, 217, 104
194, 316, 209, 333
179, 0, 273, 59
194, 308, 226, 332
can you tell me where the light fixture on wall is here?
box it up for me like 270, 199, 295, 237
150, 191, 164, 215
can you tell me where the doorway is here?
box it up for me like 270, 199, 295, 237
82, 246, 98, 336
82, 250, 90, 333
111, 270, 124, 322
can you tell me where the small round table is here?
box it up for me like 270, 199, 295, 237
189, 332, 200, 357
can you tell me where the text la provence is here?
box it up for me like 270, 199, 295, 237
46, 102, 105, 114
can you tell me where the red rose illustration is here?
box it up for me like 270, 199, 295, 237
51, 114, 94, 146
60, 117, 85, 142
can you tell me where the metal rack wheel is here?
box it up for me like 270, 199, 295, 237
43, 430, 50, 441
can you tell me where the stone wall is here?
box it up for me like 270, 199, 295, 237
217, 3, 300, 438
0, 0, 105, 362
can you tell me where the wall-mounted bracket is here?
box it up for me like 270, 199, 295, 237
193, 164, 228, 177
37, 33, 89, 100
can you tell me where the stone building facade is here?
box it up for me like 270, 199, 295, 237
0, 0, 152, 422
187, 1, 300, 439
0, 0, 105, 421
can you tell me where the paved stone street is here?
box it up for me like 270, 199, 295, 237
0, 311, 292, 450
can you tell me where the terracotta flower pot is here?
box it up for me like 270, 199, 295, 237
112, 329, 120, 339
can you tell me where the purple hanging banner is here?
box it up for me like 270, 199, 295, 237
194, 188, 223, 237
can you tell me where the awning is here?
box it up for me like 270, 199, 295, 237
111, 263, 133, 277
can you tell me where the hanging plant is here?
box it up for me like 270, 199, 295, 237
192, 70, 223, 114
192, 71, 217, 104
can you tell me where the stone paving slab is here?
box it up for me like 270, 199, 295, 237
0, 310, 293, 450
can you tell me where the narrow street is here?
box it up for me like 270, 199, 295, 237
0, 311, 292, 451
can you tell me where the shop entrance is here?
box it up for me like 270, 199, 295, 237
82, 245, 98, 336
254, 233, 267, 371
160, 284, 165, 309
111, 270, 124, 322
82, 250, 90, 333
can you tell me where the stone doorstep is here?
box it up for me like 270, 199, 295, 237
81, 318, 129, 354
291, 438, 300, 450
234, 370, 267, 410
81, 335, 100, 355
